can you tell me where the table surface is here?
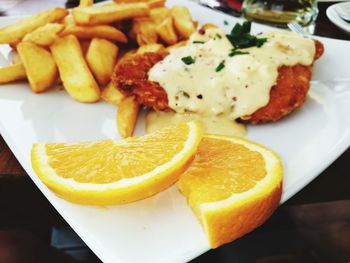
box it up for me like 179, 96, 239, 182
0, 1, 349, 205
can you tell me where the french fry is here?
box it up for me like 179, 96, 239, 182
60, 24, 128, 43
147, 0, 165, 8
166, 40, 188, 51
62, 15, 75, 26
0, 64, 26, 84
72, 2, 149, 26
50, 35, 100, 102
22, 23, 65, 46
117, 96, 139, 138
150, 7, 170, 25
137, 43, 165, 54
101, 81, 125, 105
171, 6, 196, 39
17, 42, 57, 93
132, 17, 158, 45
114, 0, 165, 8
0, 8, 68, 44
79, 0, 94, 7
156, 17, 177, 45
86, 38, 119, 86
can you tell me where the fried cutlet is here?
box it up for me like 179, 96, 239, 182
112, 40, 324, 124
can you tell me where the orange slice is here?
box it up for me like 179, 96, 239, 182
177, 135, 283, 248
31, 121, 203, 205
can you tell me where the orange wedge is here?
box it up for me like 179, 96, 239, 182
177, 135, 283, 248
31, 121, 202, 205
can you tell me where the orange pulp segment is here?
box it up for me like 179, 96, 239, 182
31, 121, 203, 205
178, 135, 283, 248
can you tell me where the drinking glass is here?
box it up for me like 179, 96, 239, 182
242, 0, 318, 32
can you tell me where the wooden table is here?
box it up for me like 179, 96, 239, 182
0, 2, 349, 262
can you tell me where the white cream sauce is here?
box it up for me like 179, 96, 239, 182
147, 28, 315, 136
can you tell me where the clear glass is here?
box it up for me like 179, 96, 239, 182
242, 0, 318, 32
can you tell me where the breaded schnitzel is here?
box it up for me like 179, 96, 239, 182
112, 35, 324, 124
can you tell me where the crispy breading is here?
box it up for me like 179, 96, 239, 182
243, 40, 324, 123
112, 51, 170, 110
112, 40, 324, 123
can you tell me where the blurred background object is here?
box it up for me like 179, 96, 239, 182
242, 0, 318, 32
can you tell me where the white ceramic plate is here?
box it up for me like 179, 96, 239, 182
1, 1, 350, 262
327, 2, 350, 34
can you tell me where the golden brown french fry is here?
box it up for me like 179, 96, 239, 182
101, 81, 125, 105
0, 64, 26, 84
62, 15, 75, 26
60, 24, 128, 43
86, 38, 119, 86
72, 2, 149, 26
113, 0, 164, 7
199, 23, 218, 34
132, 17, 158, 45
171, 6, 196, 39
166, 40, 188, 51
17, 42, 57, 93
137, 43, 165, 54
147, 0, 165, 8
50, 35, 100, 102
150, 7, 170, 25
22, 23, 65, 46
156, 17, 177, 45
0, 8, 68, 44
117, 96, 139, 138
79, 0, 94, 7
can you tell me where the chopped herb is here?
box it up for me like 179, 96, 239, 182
215, 33, 222, 39
197, 94, 203, 99
215, 60, 225, 72
224, 20, 229, 25
256, 37, 267, 47
181, 56, 195, 65
229, 49, 249, 57
226, 21, 267, 49
192, 41, 205, 44
182, 91, 190, 98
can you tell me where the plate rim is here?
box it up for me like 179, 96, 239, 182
326, 2, 350, 34
1, 2, 350, 262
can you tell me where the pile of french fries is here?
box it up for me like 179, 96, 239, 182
0, 0, 197, 138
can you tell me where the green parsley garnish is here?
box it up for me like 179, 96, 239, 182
226, 21, 267, 49
215, 33, 222, 39
229, 50, 250, 57
181, 56, 195, 65
224, 20, 229, 25
182, 91, 190, 98
192, 41, 205, 44
215, 61, 225, 72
